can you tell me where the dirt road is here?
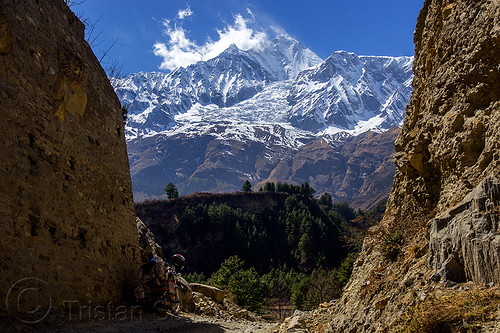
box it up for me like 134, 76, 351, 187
1, 311, 280, 333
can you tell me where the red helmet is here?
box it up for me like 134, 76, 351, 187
171, 254, 185, 269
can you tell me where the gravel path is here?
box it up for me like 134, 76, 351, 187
1, 311, 280, 333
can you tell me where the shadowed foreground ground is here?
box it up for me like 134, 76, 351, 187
0, 311, 278, 333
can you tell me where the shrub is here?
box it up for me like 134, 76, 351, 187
303, 268, 340, 309
261, 266, 302, 320
184, 272, 207, 284
208, 256, 265, 311
381, 230, 403, 261
332, 253, 357, 287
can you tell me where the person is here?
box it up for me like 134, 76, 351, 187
137, 255, 186, 306
139, 258, 167, 286
170, 254, 185, 272
136, 257, 169, 305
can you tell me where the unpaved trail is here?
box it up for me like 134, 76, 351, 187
1, 312, 280, 333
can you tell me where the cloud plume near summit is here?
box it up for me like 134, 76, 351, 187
153, 10, 269, 71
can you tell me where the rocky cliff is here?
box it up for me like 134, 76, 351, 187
0, 0, 140, 320
280, 0, 500, 332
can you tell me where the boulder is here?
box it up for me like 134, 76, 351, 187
190, 283, 225, 303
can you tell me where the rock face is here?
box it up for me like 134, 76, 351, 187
137, 217, 164, 262
0, 0, 140, 316
318, 0, 500, 332
429, 174, 500, 285
391, 0, 500, 223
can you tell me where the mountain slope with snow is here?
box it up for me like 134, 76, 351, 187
114, 36, 414, 207
288, 51, 414, 133
113, 36, 322, 139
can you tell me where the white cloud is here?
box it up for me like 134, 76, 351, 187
177, 6, 193, 20
153, 20, 202, 70
153, 11, 270, 71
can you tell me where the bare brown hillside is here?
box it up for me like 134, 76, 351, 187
130, 128, 400, 210
279, 0, 500, 332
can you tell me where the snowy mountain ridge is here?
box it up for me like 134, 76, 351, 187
289, 51, 414, 134
114, 35, 322, 140
114, 37, 413, 147
114, 35, 414, 203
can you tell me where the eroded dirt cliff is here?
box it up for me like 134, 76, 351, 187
0, 0, 140, 320
279, 0, 500, 332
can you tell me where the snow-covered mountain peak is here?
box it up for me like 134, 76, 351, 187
220, 43, 241, 56
114, 35, 322, 138
271, 35, 307, 56
287, 51, 414, 133
117, 36, 415, 202
265, 35, 322, 79
115, 34, 413, 149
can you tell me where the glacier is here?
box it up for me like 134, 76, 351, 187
113, 34, 414, 203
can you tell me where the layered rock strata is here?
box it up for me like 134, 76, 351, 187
429, 174, 500, 285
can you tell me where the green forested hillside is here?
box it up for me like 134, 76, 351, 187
136, 182, 384, 312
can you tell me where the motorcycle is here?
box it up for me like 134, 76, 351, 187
151, 266, 182, 314
134, 255, 186, 315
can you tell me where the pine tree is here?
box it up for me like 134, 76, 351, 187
263, 182, 276, 192
164, 182, 179, 200
299, 182, 315, 199
318, 193, 333, 209
241, 180, 252, 193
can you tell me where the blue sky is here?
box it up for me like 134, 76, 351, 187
73, 0, 424, 75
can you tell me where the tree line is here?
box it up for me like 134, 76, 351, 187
152, 181, 385, 316
173, 185, 350, 274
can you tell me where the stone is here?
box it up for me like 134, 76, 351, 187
374, 298, 389, 310
288, 315, 305, 330
319, 302, 329, 309
136, 217, 163, 261
190, 283, 225, 303
442, 4, 454, 20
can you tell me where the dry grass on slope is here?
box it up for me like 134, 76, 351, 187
394, 287, 500, 333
